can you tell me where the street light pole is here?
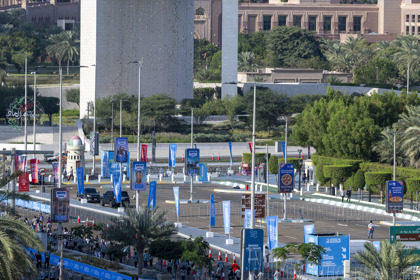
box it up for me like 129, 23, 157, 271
376, 66, 378, 83
249, 81, 257, 280
284, 117, 288, 220
135, 59, 143, 213
298, 149, 302, 191
407, 62, 410, 93
24, 52, 28, 153
58, 66, 64, 280
33, 67, 37, 158
190, 108, 194, 202
111, 101, 114, 150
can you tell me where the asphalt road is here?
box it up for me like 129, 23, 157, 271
29, 181, 394, 244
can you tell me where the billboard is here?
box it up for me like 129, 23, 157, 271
386, 181, 404, 213
132, 161, 147, 191
90, 132, 99, 156
101, 151, 130, 179
51, 188, 70, 223
241, 228, 264, 272
115, 137, 129, 162
185, 148, 200, 175
278, 163, 294, 193
18, 173, 29, 192
30, 159, 38, 184
267, 216, 278, 250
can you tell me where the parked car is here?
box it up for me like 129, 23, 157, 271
77, 188, 101, 203
100, 190, 130, 207
45, 152, 67, 163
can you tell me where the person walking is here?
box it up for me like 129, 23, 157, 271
236, 267, 241, 280
341, 189, 345, 202
368, 221, 375, 239
257, 270, 264, 280
346, 188, 352, 202
44, 248, 50, 269
274, 269, 281, 280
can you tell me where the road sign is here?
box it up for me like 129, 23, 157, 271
386, 181, 404, 213
240, 228, 264, 274
241, 194, 265, 218
39, 168, 46, 176
390, 226, 420, 266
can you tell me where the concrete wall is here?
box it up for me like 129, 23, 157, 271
80, 0, 194, 118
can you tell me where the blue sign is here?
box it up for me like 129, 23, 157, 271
12, 198, 50, 213
244, 209, 252, 229
148, 181, 157, 209
281, 142, 286, 158
173, 186, 180, 217
229, 142, 233, 166
169, 144, 177, 167
241, 229, 264, 272
185, 148, 200, 175
199, 163, 208, 182
113, 172, 122, 203
223, 201, 231, 234
210, 194, 215, 227
386, 181, 404, 213
278, 163, 294, 193
267, 216, 278, 250
101, 151, 130, 178
132, 161, 147, 191
101, 151, 109, 177
305, 234, 350, 276
115, 137, 129, 163
304, 224, 315, 235
76, 167, 84, 195
373, 241, 381, 251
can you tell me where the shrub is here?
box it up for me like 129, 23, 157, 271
279, 158, 302, 170
62, 109, 80, 116
324, 165, 353, 186
354, 169, 366, 190
243, 153, 269, 165
269, 156, 279, 175
407, 178, 420, 193
365, 172, 392, 199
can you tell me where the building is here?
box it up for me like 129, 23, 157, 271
66, 135, 85, 175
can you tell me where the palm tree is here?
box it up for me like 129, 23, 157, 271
238, 51, 259, 72
354, 240, 420, 280
103, 205, 176, 276
46, 31, 80, 75
0, 215, 44, 280
392, 35, 420, 88
394, 106, 420, 168
373, 128, 409, 167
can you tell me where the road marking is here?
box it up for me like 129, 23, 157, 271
285, 236, 297, 240
337, 223, 348, 227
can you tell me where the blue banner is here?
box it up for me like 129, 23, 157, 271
101, 151, 109, 177
173, 186, 180, 217
148, 181, 157, 209
223, 200, 231, 234
210, 194, 215, 227
279, 163, 294, 193
76, 167, 84, 195
229, 142, 233, 166
199, 163, 208, 182
242, 229, 264, 272
304, 224, 315, 235
101, 151, 130, 179
386, 181, 404, 213
115, 137, 129, 163
52, 162, 59, 184
267, 216, 278, 250
244, 209, 251, 229
185, 148, 200, 175
132, 161, 147, 191
169, 144, 177, 167
113, 172, 122, 203
281, 142, 286, 159
11, 198, 50, 213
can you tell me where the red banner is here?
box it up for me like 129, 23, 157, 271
30, 159, 38, 184
248, 142, 253, 153
141, 144, 148, 161
18, 173, 29, 192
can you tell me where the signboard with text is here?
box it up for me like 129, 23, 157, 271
51, 188, 70, 223
241, 194, 265, 218
18, 173, 29, 192
185, 148, 200, 175
390, 226, 420, 266
241, 228, 264, 273
386, 181, 404, 214
278, 163, 294, 193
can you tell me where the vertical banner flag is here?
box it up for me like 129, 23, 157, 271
210, 194, 215, 227
229, 142, 233, 166
113, 172, 122, 203
199, 163, 208, 182
20, 156, 27, 172
30, 159, 38, 184
90, 132, 99, 156
18, 173, 29, 192
148, 181, 157, 209
267, 216, 278, 250
248, 142, 253, 153
101, 151, 109, 178
223, 200, 231, 234
244, 209, 252, 229
52, 162, 59, 184
278, 163, 294, 193
173, 186, 180, 217
386, 181, 404, 213
132, 162, 147, 191
304, 224, 315, 235
281, 142, 286, 159
169, 144, 177, 167
51, 188, 70, 223
115, 137, 129, 162
185, 148, 200, 175
76, 167, 84, 195
14, 155, 19, 172
141, 144, 148, 162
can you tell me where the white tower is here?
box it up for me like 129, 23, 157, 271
66, 136, 86, 175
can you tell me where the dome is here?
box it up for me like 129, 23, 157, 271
69, 136, 83, 146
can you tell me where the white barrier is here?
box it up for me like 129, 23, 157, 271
98, 175, 101, 183
171, 173, 175, 182
86, 175, 89, 182
159, 174, 163, 181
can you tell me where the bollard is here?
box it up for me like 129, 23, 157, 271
159, 174, 163, 181
123, 174, 126, 182
300, 188, 303, 196
73, 176, 77, 183
48, 175, 52, 182
29, 174, 32, 182
86, 175, 89, 182
147, 174, 150, 183
208, 174, 211, 182
196, 175, 199, 182
316, 183, 319, 192
111, 174, 113, 183
98, 175, 101, 182
307, 183, 310, 192
171, 173, 175, 182
184, 174, 187, 182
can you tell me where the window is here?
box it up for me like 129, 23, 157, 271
413, 26, 416, 34
353, 16, 361, 32
278, 15, 287, 26
407, 26, 410, 34
263, 15, 272, 30
323, 16, 332, 32
406, 14, 410, 22
293, 15, 302, 27
413, 15, 416, 22
418, 26, 420, 34
338, 16, 347, 32
308, 16, 317, 31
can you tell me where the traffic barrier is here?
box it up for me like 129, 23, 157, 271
218, 154, 220, 161
77, 214, 80, 224
293, 268, 297, 279
222, 272, 225, 280
86, 216, 89, 226
182, 155, 184, 162
212, 154, 214, 161
218, 250, 221, 261
224, 251, 228, 262
233, 254, 236, 263
92, 218, 95, 228
209, 248, 212, 258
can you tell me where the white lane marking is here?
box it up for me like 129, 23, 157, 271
337, 224, 348, 227
285, 236, 297, 240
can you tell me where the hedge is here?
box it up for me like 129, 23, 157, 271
311, 155, 362, 173
242, 153, 270, 165
353, 169, 366, 190
279, 158, 302, 169
360, 162, 420, 180
365, 172, 392, 187
268, 156, 279, 175
324, 165, 353, 186
407, 178, 420, 193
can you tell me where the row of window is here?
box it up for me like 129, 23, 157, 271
262, 15, 362, 32
406, 25, 420, 35
406, 14, 420, 23
69, 154, 82, 160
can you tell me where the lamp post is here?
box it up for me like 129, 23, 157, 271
407, 62, 410, 93
376, 66, 378, 83
119, 99, 127, 191
111, 100, 114, 150
388, 131, 404, 226
24, 52, 28, 153
128, 59, 144, 213
284, 117, 288, 220
32, 65, 45, 158
298, 149, 302, 192
190, 108, 194, 201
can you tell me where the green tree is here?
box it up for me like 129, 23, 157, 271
394, 106, 420, 168
353, 240, 420, 280
140, 94, 178, 131
406, 178, 420, 203
353, 169, 366, 190
265, 26, 325, 67
38, 96, 59, 124
149, 239, 183, 262
373, 128, 408, 167
323, 165, 353, 187
243, 87, 287, 133
238, 51, 259, 72
268, 156, 279, 175
103, 205, 175, 276
223, 94, 244, 130
66, 88, 80, 106
180, 236, 212, 270
392, 35, 420, 89
365, 172, 392, 203
46, 31, 80, 75
354, 57, 399, 85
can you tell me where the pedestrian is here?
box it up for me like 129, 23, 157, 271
216, 265, 222, 280
101, 242, 107, 258
274, 269, 280, 280
133, 251, 138, 267
346, 188, 352, 202
36, 251, 42, 269
45, 248, 50, 269
257, 270, 264, 280
181, 265, 187, 280
149, 254, 154, 268
167, 260, 173, 274
368, 220, 375, 239
341, 189, 345, 202
143, 251, 149, 267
